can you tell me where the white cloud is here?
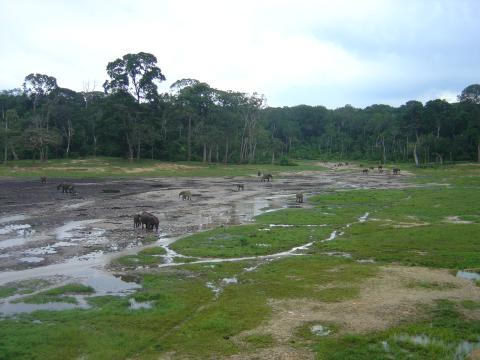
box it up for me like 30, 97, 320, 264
0, 0, 479, 108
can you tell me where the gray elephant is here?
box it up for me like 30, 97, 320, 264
261, 174, 273, 182
133, 214, 141, 228
57, 183, 75, 193
140, 212, 159, 232
296, 193, 304, 203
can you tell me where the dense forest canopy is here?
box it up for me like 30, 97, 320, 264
1, 52, 479, 165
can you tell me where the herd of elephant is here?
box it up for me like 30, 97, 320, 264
40, 177, 76, 194
359, 165, 401, 175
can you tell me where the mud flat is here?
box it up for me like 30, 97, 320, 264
0, 169, 409, 313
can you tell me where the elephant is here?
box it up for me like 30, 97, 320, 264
261, 174, 273, 182
40, 176, 47, 184
234, 183, 244, 191
133, 214, 141, 228
362, 169, 369, 174
140, 211, 159, 232
296, 193, 304, 203
179, 190, 192, 200
57, 183, 75, 194
393, 168, 401, 175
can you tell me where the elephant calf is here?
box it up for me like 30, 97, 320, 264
179, 190, 192, 200
393, 168, 401, 175
40, 176, 47, 184
133, 214, 141, 228
296, 193, 304, 203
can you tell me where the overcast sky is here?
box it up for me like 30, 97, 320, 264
1, 0, 479, 109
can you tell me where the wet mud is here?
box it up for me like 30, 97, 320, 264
0, 169, 409, 313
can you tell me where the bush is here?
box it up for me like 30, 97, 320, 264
277, 156, 298, 166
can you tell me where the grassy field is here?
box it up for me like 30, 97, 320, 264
0, 162, 479, 359
0, 157, 325, 178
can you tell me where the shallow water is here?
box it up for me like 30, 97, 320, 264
456, 270, 480, 281
129, 298, 153, 310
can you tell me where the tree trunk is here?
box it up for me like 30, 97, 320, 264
208, 146, 212, 163
126, 133, 134, 162
187, 115, 192, 161
10, 144, 18, 160
215, 144, 219, 163
3, 106, 7, 164
203, 143, 207, 163
271, 151, 275, 164
93, 134, 97, 158
136, 133, 141, 160
413, 143, 419, 166
224, 138, 229, 165
478, 142, 480, 163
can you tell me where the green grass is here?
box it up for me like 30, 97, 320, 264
13, 283, 95, 304
0, 162, 479, 358
0, 156, 326, 178
170, 224, 333, 258
0, 279, 51, 299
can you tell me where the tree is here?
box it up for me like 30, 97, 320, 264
458, 84, 480, 104
103, 52, 166, 103
23, 73, 58, 114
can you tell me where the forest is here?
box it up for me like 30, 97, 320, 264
1, 52, 479, 165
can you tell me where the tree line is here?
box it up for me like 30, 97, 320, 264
1, 52, 479, 165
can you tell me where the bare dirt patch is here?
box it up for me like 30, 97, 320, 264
237, 265, 480, 344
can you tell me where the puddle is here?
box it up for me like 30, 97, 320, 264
18, 257, 44, 263
357, 258, 375, 263
0, 214, 30, 224
310, 324, 331, 336
0, 301, 88, 315
82, 272, 140, 296
0, 224, 32, 235
0, 224, 36, 249
444, 216, 473, 224
456, 270, 480, 281
55, 220, 102, 241
129, 298, 153, 310
320, 230, 338, 243
206, 282, 222, 297
230, 196, 285, 224
392, 334, 480, 359
222, 277, 238, 284
323, 251, 352, 259
455, 340, 480, 359
358, 212, 369, 222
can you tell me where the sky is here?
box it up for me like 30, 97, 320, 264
1, 0, 479, 109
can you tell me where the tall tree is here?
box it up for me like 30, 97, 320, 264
458, 84, 480, 104
23, 73, 58, 114
103, 52, 166, 103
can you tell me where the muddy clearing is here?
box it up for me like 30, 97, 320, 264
0, 169, 414, 317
